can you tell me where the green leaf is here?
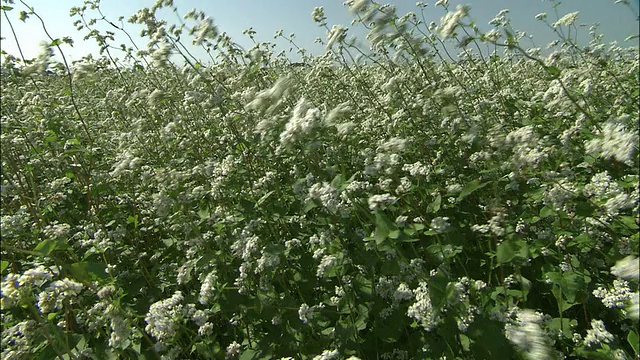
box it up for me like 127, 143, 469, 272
620, 215, 639, 230
374, 211, 397, 245
34, 239, 69, 256
0, 260, 8, 273
330, 173, 345, 189
256, 190, 274, 207
1, 5, 14, 10
550, 317, 577, 338
239, 348, 260, 360
355, 303, 369, 331
468, 317, 514, 358
539, 206, 554, 218
303, 199, 318, 213
628, 330, 639, 355
197, 208, 210, 220
50, 38, 62, 47
496, 240, 516, 264
457, 179, 490, 202
545, 65, 561, 78
427, 193, 441, 213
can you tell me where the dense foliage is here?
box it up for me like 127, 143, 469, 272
1, 0, 639, 359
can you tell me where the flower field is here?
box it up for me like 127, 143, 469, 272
1, 0, 639, 359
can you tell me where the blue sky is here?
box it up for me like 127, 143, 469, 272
1, 0, 638, 65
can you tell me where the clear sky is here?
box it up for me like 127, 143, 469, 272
1, 0, 638, 66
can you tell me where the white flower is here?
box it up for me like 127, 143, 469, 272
552, 11, 579, 27
430, 217, 450, 233
327, 25, 348, 49
593, 279, 632, 308
313, 349, 340, 360
312, 7, 326, 23
317, 255, 338, 278
368, 193, 398, 210
534, 12, 547, 21
394, 283, 414, 302
611, 256, 639, 282
279, 97, 321, 147
505, 309, 552, 360
199, 270, 218, 305
298, 303, 316, 324
145, 291, 184, 342
407, 282, 440, 331
438, 5, 470, 39
346, 0, 369, 13
583, 319, 614, 348
226, 341, 241, 358
585, 122, 639, 165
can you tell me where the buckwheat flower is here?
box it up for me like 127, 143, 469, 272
308, 182, 340, 213
327, 25, 348, 49
534, 12, 547, 21
611, 256, 639, 281
192, 17, 218, 45
312, 7, 326, 23
1, 320, 37, 359
313, 349, 340, 360
583, 319, 614, 348
488, 212, 507, 236
395, 215, 409, 227
335, 121, 356, 137
42, 222, 71, 239
148, 89, 165, 106
394, 283, 414, 302
378, 137, 407, 153
98, 285, 116, 300
457, 305, 479, 332
555, 234, 572, 249
145, 291, 185, 342
150, 41, 172, 68
298, 303, 314, 324
247, 76, 293, 116
543, 179, 577, 211
255, 252, 281, 273
435, 0, 448, 6
408, 282, 440, 331
279, 97, 321, 147
226, 341, 241, 358
583, 171, 618, 198
403, 161, 430, 176
446, 183, 463, 194
20, 265, 53, 287
505, 309, 551, 360
592, 279, 632, 308
198, 322, 214, 336
552, 11, 579, 27
105, 305, 132, 349
585, 122, 639, 166
346, 0, 369, 13
438, 5, 470, 39
325, 102, 351, 125
430, 217, 450, 233
368, 193, 398, 210
317, 255, 338, 278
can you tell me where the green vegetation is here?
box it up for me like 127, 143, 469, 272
1, 0, 638, 359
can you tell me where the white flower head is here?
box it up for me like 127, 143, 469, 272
552, 11, 579, 27
611, 256, 639, 282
